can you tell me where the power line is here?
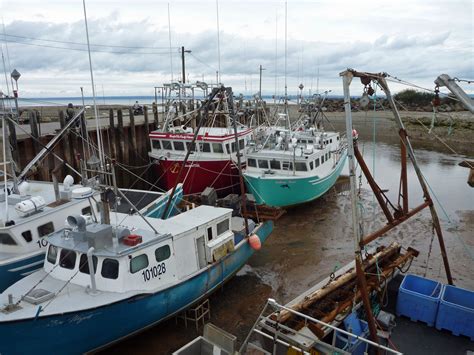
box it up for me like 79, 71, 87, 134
2, 38, 175, 55
2, 32, 178, 50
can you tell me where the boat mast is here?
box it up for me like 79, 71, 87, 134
284, 0, 288, 125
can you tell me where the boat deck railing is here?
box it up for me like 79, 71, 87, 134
240, 298, 402, 355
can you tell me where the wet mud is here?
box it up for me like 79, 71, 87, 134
100, 137, 473, 354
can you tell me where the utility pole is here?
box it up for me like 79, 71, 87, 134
259, 65, 265, 98
181, 46, 191, 84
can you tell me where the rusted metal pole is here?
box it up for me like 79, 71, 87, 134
226, 87, 249, 236
378, 76, 454, 285
400, 130, 409, 214
361, 201, 430, 246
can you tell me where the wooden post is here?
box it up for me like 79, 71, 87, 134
152, 102, 159, 129
116, 109, 126, 186
128, 108, 137, 162
143, 105, 151, 153
6, 114, 19, 172
58, 110, 72, 176
108, 109, 116, 159
29, 111, 40, 156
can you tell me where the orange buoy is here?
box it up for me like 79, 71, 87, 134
249, 234, 261, 250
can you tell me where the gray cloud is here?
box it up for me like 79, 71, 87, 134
0, 14, 471, 97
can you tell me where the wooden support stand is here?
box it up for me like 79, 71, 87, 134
176, 299, 211, 332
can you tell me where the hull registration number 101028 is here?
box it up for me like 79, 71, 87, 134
142, 263, 166, 282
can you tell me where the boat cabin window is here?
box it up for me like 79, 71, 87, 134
152, 140, 161, 150
155, 245, 171, 262
102, 258, 119, 279
295, 162, 308, 171
22, 230, 33, 243
187, 142, 197, 152
173, 141, 185, 151
328, 151, 331, 158
325, 153, 329, 161
282, 161, 293, 171
60, 249, 77, 270
130, 254, 149, 274
199, 142, 211, 153
225, 143, 231, 154
217, 219, 229, 236
239, 139, 245, 150
337, 136, 340, 141
258, 160, 269, 169
309, 161, 314, 170
81, 206, 92, 215
212, 143, 224, 153
79, 254, 98, 274
247, 158, 257, 167
231, 142, 236, 153
38, 222, 54, 238
270, 160, 281, 170
162, 140, 172, 150
315, 158, 320, 168
321, 155, 325, 164
0, 233, 16, 245
207, 227, 213, 241
47, 245, 58, 264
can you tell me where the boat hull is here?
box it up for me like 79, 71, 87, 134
244, 152, 347, 207
0, 253, 44, 293
0, 221, 273, 355
155, 159, 241, 195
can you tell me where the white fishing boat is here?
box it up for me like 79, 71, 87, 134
0, 201, 273, 354
243, 127, 347, 207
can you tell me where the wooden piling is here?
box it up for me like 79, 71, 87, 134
152, 102, 159, 129
29, 111, 40, 156
143, 106, 151, 153
108, 109, 116, 159
116, 109, 127, 185
6, 115, 19, 172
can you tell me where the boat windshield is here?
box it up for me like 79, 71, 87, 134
0, 232, 17, 245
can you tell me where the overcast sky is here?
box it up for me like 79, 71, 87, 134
0, 0, 472, 98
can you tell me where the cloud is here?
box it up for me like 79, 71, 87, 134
0, 13, 471, 97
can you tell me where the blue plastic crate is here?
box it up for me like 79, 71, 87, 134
335, 312, 369, 355
396, 274, 442, 326
436, 285, 474, 340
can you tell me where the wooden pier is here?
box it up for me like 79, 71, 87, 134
5, 106, 161, 189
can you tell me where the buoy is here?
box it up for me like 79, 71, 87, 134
249, 234, 261, 250
352, 129, 359, 140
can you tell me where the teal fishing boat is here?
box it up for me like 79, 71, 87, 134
244, 130, 347, 207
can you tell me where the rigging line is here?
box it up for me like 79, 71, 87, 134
215, 0, 222, 83
1, 32, 178, 50
167, 3, 174, 82
393, 98, 473, 169
4, 115, 81, 177
385, 75, 460, 102
2, 39, 174, 55
188, 52, 217, 71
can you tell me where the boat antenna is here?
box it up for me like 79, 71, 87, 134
1, 19, 14, 92
274, 9, 278, 105
167, 3, 174, 82
284, 0, 289, 125
82, 0, 104, 169
216, 0, 221, 84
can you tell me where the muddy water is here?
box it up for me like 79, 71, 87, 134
100, 138, 473, 355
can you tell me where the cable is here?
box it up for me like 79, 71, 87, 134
2, 32, 178, 50
2, 38, 175, 55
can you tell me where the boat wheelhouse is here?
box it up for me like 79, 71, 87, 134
149, 126, 253, 195
0, 205, 273, 354
244, 130, 347, 207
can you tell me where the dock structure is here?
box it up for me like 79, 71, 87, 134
6, 106, 158, 189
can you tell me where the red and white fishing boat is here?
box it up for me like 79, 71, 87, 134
149, 86, 253, 195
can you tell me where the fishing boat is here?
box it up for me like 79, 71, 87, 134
0, 107, 184, 293
0, 202, 272, 354
243, 127, 347, 207
149, 85, 253, 196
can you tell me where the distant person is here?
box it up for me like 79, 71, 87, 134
66, 103, 75, 122
132, 100, 143, 115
